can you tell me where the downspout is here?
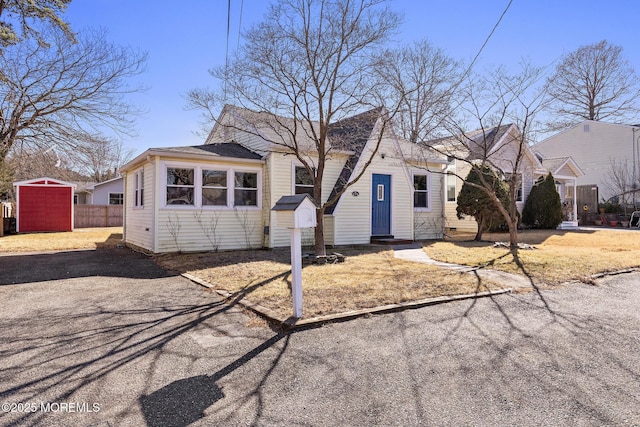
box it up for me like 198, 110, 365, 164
441, 164, 446, 239
122, 173, 127, 244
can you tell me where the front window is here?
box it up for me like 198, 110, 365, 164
166, 168, 194, 205
294, 166, 314, 197
234, 172, 258, 206
202, 169, 227, 206
109, 193, 124, 205
413, 174, 429, 209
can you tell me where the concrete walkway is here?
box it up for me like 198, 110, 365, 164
392, 243, 534, 290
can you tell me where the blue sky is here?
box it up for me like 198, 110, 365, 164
63, 1, 640, 156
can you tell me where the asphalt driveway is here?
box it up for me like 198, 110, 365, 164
1, 248, 639, 426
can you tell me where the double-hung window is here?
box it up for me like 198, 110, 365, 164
134, 169, 144, 207
446, 165, 456, 202
166, 168, 195, 205
234, 172, 258, 206
294, 166, 314, 197
202, 169, 227, 206
413, 173, 430, 209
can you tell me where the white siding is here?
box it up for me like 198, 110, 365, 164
333, 134, 414, 245
535, 121, 637, 201
267, 152, 347, 248
124, 163, 154, 251
413, 167, 445, 240
156, 208, 263, 252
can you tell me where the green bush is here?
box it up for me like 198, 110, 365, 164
457, 166, 509, 240
522, 173, 562, 229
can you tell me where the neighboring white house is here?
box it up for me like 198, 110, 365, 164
431, 124, 583, 232
119, 106, 448, 253
534, 121, 640, 204
90, 176, 124, 205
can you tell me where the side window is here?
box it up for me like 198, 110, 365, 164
166, 168, 194, 205
134, 169, 144, 207
446, 167, 456, 202
506, 173, 523, 202
413, 174, 429, 209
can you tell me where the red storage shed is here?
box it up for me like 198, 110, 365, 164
13, 178, 76, 232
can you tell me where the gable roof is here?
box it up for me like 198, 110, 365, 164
540, 156, 584, 178
324, 108, 383, 214
427, 124, 515, 159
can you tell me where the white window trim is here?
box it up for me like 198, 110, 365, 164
291, 162, 315, 196
445, 165, 457, 203
412, 171, 432, 212
160, 161, 261, 210
134, 168, 144, 209
202, 167, 231, 207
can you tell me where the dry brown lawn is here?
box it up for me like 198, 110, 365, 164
425, 229, 640, 284
156, 246, 502, 319
0, 227, 123, 252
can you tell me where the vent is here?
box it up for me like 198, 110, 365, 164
583, 124, 590, 132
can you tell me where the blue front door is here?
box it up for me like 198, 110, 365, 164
371, 174, 391, 236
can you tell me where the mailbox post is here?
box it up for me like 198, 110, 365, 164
271, 194, 317, 318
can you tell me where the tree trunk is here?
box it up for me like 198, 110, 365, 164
474, 215, 484, 241
508, 214, 519, 247
314, 208, 326, 256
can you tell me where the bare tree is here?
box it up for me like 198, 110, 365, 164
603, 158, 638, 211
546, 40, 640, 128
0, 0, 73, 48
188, 0, 401, 256
68, 136, 134, 182
0, 25, 147, 163
374, 38, 461, 142
429, 64, 548, 247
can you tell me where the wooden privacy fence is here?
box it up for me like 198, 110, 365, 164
74, 205, 123, 228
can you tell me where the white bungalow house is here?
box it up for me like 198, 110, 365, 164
119, 106, 448, 253
432, 124, 583, 232
534, 120, 640, 205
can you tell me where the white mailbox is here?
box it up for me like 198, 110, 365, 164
272, 194, 317, 229
271, 194, 317, 319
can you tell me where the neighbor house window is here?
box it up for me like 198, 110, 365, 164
234, 172, 258, 206
109, 193, 124, 205
413, 173, 430, 209
505, 172, 523, 202
134, 169, 144, 207
202, 169, 227, 206
294, 166, 314, 197
446, 166, 456, 202
166, 167, 194, 205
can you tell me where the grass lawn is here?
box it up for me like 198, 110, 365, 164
155, 246, 503, 320
425, 229, 640, 285
0, 227, 123, 252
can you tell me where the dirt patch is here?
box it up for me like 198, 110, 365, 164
0, 227, 123, 253
425, 229, 640, 284
155, 246, 504, 319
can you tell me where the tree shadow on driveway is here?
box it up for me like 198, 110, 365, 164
0, 248, 173, 285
